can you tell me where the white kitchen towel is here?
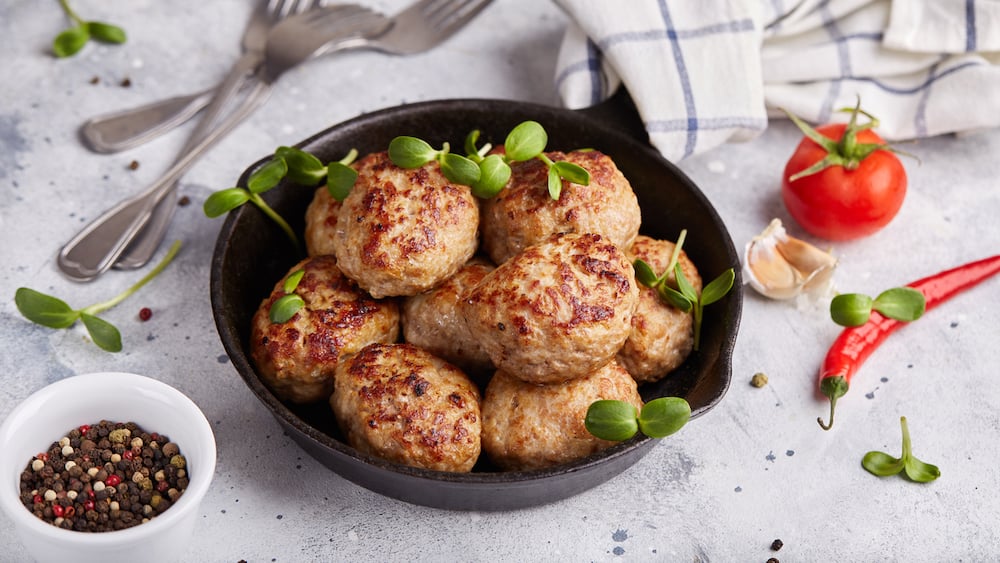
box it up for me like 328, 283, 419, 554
554, 0, 1000, 162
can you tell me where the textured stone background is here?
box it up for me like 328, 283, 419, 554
2, 1, 999, 561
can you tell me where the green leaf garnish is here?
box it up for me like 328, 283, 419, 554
637, 397, 691, 438
247, 158, 287, 194
269, 294, 305, 324
440, 153, 481, 186
584, 400, 639, 441
388, 136, 437, 169
203, 188, 250, 218
552, 161, 590, 185
204, 147, 358, 253
87, 21, 126, 44
79, 313, 122, 352
830, 293, 874, 326
388, 121, 590, 200
632, 229, 734, 351
52, 0, 126, 58
830, 287, 926, 326
14, 241, 181, 352
326, 162, 358, 202
585, 397, 691, 441
53, 26, 89, 57
873, 287, 925, 321
471, 154, 511, 199
277, 146, 327, 186
269, 269, 306, 323
862, 416, 940, 483
504, 121, 548, 162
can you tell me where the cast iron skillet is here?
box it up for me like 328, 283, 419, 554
210, 90, 742, 511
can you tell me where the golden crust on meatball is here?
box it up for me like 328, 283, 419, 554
330, 343, 482, 472
618, 235, 702, 383
250, 255, 400, 404
480, 149, 641, 265
402, 257, 496, 380
481, 360, 642, 471
304, 185, 342, 257
460, 232, 639, 384
332, 151, 480, 298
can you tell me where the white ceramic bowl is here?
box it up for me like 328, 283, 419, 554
0, 372, 216, 563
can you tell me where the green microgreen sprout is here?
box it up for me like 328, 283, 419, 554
53, 0, 127, 58
388, 120, 591, 200
269, 269, 306, 323
862, 416, 940, 483
632, 229, 736, 351
204, 147, 358, 253
14, 240, 181, 352
830, 286, 925, 327
585, 397, 691, 441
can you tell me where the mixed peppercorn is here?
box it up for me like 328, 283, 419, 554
18, 420, 188, 532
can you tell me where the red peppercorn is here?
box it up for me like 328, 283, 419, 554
123, 450, 134, 460
139, 307, 153, 321
52, 505, 65, 517
37, 453, 48, 462
64, 506, 76, 518
84, 500, 95, 511
87, 490, 95, 499
156, 480, 170, 493
79, 424, 91, 436
32, 494, 43, 505
106, 474, 121, 487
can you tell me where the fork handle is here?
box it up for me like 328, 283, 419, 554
58, 75, 272, 282
79, 89, 217, 154
113, 53, 264, 270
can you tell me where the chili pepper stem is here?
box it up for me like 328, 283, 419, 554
817, 375, 849, 430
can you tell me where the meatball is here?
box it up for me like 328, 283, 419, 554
481, 360, 643, 471
460, 232, 639, 384
331, 151, 480, 298
330, 343, 482, 472
480, 149, 641, 265
402, 257, 496, 381
618, 235, 702, 383
304, 185, 341, 257
250, 255, 400, 404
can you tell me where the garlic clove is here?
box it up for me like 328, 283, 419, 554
743, 218, 838, 300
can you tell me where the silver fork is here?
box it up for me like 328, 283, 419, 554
111, 0, 326, 270
57, 0, 493, 282
79, 0, 321, 155
57, 4, 388, 282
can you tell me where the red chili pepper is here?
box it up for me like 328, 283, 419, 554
818, 254, 1000, 430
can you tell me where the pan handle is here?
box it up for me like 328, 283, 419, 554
573, 87, 649, 145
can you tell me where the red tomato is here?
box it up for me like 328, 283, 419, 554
781, 123, 907, 241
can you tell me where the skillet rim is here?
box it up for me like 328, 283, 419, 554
209, 95, 742, 507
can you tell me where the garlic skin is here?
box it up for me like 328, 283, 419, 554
743, 219, 838, 300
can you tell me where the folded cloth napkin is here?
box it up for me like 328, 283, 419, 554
554, 0, 1000, 161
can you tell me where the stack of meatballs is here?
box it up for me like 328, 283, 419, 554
250, 147, 702, 473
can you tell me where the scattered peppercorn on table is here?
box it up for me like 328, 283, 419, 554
3, 1, 1000, 560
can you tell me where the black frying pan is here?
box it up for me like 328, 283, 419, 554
209, 90, 742, 511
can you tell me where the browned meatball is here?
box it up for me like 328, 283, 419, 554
480, 149, 641, 265
481, 360, 642, 471
460, 232, 639, 384
250, 255, 400, 404
330, 343, 482, 472
401, 257, 496, 381
304, 185, 341, 257
331, 151, 480, 298
618, 235, 702, 383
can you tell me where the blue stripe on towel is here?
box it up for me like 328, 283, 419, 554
966, 0, 977, 51
585, 38, 604, 105
656, 0, 698, 158
647, 115, 768, 133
